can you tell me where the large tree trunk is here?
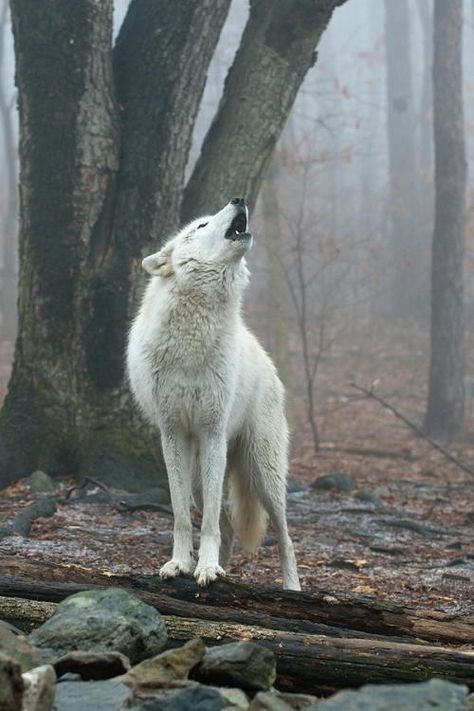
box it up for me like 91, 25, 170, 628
0, 0, 230, 488
383, 0, 418, 319
0, 0, 346, 488
424, 0, 466, 439
182, 0, 347, 221
0, 0, 18, 342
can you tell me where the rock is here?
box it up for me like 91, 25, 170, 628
134, 685, 225, 710
54, 650, 131, 680
277, 692, 320, 709
22, 664, 56, 711
213, 686, 249, 709
29, 588, 167, 664
120, 638, 205, 690
249, 691, 292, 710
310, 472, 355, 492
0, 621, 43, 672
53, 680, 133, 711
353, 489, 383, 506
0, 651, 23, 711
27, 471, 55, 493
310, 679, 469, 710
195, 641, 276, 692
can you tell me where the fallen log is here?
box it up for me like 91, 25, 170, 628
0, 556, 472, 646
1, 594, 474, 695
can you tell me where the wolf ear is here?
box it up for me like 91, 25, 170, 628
142, 243, 174, 278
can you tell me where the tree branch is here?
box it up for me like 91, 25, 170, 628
351, 383, 474, 480
182, 0, 349, 221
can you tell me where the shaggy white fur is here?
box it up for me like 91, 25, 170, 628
127, 200, 300, 590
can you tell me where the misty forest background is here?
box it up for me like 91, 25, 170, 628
0, 0, 473, 502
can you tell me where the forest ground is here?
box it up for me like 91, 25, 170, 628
0, 323, 473, 616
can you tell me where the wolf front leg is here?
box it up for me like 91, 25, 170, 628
194, 431, 227, 586
159, 427, 195, 578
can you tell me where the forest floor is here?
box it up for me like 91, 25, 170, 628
0, 325, 473, 616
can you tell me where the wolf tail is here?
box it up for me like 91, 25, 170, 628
228, 470, 268, 553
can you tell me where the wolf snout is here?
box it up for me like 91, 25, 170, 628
230, 197, 246, 206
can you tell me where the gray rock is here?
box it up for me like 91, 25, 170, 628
354, 489, 383, 506
29, 588, 167, 664
0, 651, 23, 711
54, 650, 131, 680
310, 473, 355, 492
21, 664, 56, 711
0, 621, 43, 672
195, 641, 276, 692
28, 471, 55, 493
53, 680, 133, 711
134, 685, 225, 710
310, 679, 469, 710
249, 691, 293, 710
276, 692, 320, 709
119, 638, 205, 690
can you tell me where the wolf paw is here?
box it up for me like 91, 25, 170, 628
194, 564, 225, 587
159, 559, 193, 579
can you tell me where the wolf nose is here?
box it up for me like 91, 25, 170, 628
231, 197, 246, 206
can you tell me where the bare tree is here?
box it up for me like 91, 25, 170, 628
0, 0, 17, 341
424, 0, 466, 439
384, 0, 418, 318
0, 0, 348, 487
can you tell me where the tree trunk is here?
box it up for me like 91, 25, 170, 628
261, 156, 293, 422
0, 0, 18, 342
0, 0, 346, 488
1, 556, 473, 646
424, 0, 466, 439
182, 0, 348, 221
384, 0, 418, 318
0, 0, 230, 488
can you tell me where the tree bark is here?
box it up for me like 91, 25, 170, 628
0, 556, 473, 647
384, 0, 419, 318
424, 0, 466, 439
0, 0, 230, 488
0, 0, 18, 342
182, 0, 348, 221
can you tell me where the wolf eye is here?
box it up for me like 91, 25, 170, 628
197, 222, 208, 230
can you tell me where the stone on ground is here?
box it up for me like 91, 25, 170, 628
195, 641, 276, 692
0, 621, 43, 672
0, 651, 23, 711
22, 664, 56, 711
310, 679, 469, 710
29, 588, 167, 664
120, 638, 205, 690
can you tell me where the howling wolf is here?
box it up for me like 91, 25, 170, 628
127, 198, 300, 590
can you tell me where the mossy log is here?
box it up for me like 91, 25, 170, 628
1, 594, 474, 695
0, 555, 472, 648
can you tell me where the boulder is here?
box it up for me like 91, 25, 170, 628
134, 685, 225, 710
29, 588, 167, 664
22, 664, 56, 711
27, 471, 55, 493
120, 638, 205, 690
310, 473, 354, 492
0, 621, 43, 672
195, 641, 276, 692
53, 680, 133, 711
311, 679, 469, 710
0, 651, 23, 711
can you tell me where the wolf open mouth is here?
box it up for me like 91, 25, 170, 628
225, 212, 248, 241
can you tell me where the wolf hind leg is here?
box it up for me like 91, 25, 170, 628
235, 425, 300, 591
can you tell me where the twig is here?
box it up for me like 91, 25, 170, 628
351, 383, 474, 480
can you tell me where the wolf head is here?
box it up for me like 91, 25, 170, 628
142, 199, 252, 280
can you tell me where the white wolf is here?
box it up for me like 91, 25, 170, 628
127, 198, 300, 590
